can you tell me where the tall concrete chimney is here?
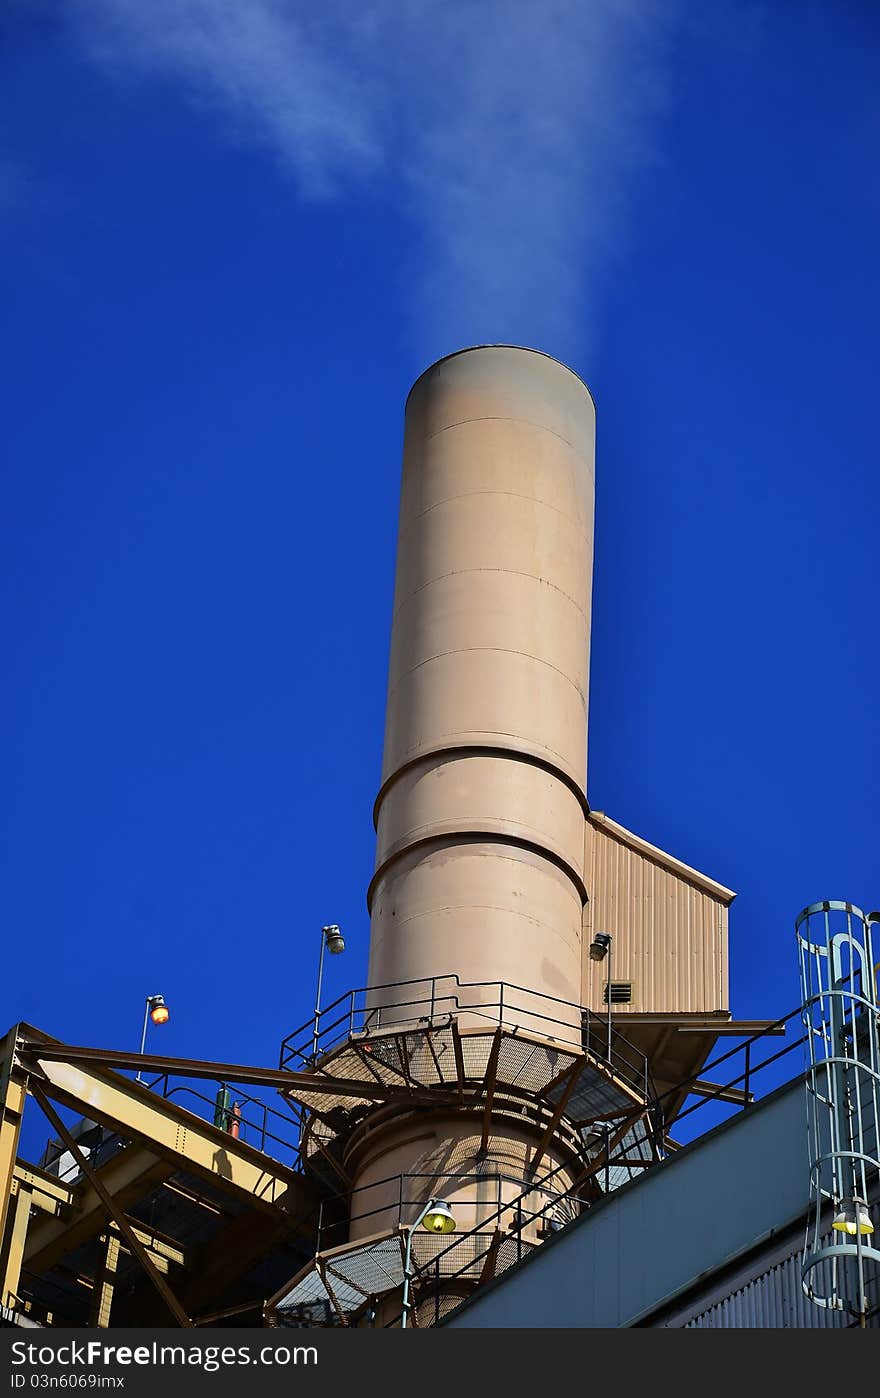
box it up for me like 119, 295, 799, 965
345, 346, 596, 1253
369, 345, 594, 1011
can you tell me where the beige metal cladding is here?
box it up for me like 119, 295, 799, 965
369, 346, 596, 1016
345, 1114, 577, 1246
583, 813, 734, 1016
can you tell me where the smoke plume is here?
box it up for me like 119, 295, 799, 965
72, 0, 678, 361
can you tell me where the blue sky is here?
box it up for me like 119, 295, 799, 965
2, 2, 878, 1149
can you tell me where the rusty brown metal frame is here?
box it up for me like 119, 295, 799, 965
396, 1035, 414, 1089
526, 1055, 588, 1176
354, 1044, 386, 1086
569, 1111, 646, 1195
478, 1228, 503, 1285
424, 1029, 446, 1083
478, 1029, 504, 1154
451, 1021, 466, 1103
541, 1052, 581, 1097
357, 1041, 411, 1088
689, 1078, 753, 1106
30, 1085, 193, 1328
315, 1258, 348, 1326
306, 1129, 352, 1189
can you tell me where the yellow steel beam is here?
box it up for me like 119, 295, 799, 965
25, 1145, 173, 1276
158, 1178, 232, 1218
1, 1027, 26, 1257
88, 1233, 120, 1329
2, 1183, 31, 1311
116, 1218, 186, 1269
31, 1085, 193, 1328
13, 1160, 74, 1216
16, 1036, 313, 1226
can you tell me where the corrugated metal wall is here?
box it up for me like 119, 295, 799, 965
583, 815, 730, 1015
683, 1244, 874, 1328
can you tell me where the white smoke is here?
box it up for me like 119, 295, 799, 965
71, 0, 679, 361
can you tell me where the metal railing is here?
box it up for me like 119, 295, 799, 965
37, 1074, 305, 1190
312, 1168, 583, 1254
145, 1073, 304, 1168
377, 1001, 817, 1324
381, 1154, 598, 1327
279, 973, 650, 1099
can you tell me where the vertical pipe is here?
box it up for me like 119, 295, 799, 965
312, 931, 326, 1063
136, 1000, 150, 1083
607, 939, 613, 1063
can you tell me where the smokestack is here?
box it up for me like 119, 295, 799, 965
276, 346, 733, 1327
369, 345, 595, 1017
346, 346, 596, 1257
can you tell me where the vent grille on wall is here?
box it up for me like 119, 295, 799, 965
604, 981, 633, 1005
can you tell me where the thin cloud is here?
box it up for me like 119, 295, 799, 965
71, 0, 680, 362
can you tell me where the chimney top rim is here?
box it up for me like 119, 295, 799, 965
405, 344, 595, 414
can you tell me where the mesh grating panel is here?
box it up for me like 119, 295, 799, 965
276, 1234, 407, 1327
321, 1048, 379, 1084
411, 1235, 539, 1326
459, 1035, 494, 1079
276, 1268, 332, 1312
498, 1039, 575, 1094
402, 1028, 454, 1085
558, 1066, 636, 1123
286, 1085, 372, 1115
411, 1230, 486, 1277
326, 1041, 410, 1088
584, 1113, 655, 1194
362, 1036, 408, 1080
325, 1235, 405, 1297
273, 1298, 337, 1327
414, 1290, 468, 1327
321, 1272, 365, 1311
494, 1235, 536, 1278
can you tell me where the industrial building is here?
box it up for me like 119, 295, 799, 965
2, 347, 877, 1329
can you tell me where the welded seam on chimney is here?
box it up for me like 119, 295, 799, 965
372, 743, 591, 828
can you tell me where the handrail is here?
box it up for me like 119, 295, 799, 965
313, 1168, 581, 1251
279, 973, 649, 1097
381, 1154, 592, 1327
144, 1072, 303, 1169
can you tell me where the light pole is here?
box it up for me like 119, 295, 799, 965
589, 932, 613, 1063
312, 925, 345, 1062
136, 994, 169, 1082
400, 1198, 456, 1329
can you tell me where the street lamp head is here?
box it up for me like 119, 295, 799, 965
421, 1199, 456, 1234
832, 1198, 874, 1237
147, 994, 169, 1026
589, 932, 612, 962
323, 925, 345, 955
